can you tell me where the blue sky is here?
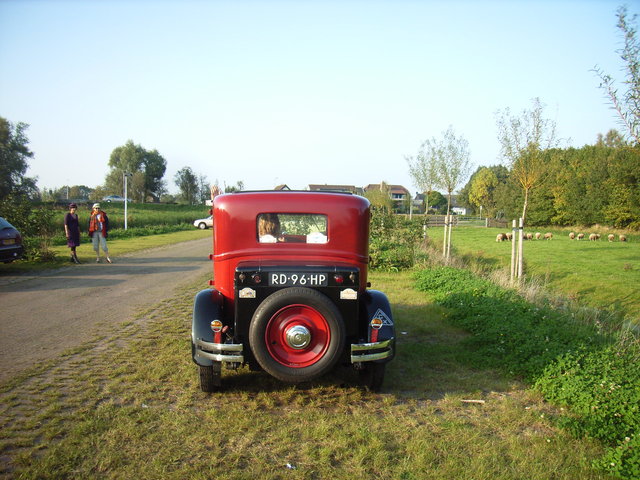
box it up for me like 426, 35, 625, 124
0, 0, 630, 194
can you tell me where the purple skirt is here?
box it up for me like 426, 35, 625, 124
65, 213, 81, 247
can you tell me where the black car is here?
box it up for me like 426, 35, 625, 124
0, 217, 24, 263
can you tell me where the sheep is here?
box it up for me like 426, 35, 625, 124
589, 233, 600, 241
496, 233, 505, 242
526, 233, 533, 240
535, 232, 542, 240
544, 232, 553, 240
569, 232, 575, 240
608, 234, 615, 242
620, 234, 627, 242
506, 232, 513, 241
577, 233, 585, 240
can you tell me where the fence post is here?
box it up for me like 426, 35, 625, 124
510, 219, 517, 283
442, 215, 448, 258
446, 214, 452, 259
517, 217, 524, 279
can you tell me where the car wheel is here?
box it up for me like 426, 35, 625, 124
199, 362, 221, 392
198, 222, 207, 229
249, 287, 345, 383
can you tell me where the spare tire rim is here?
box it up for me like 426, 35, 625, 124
265, 304, 331, 367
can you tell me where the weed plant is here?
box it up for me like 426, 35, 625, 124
414, 265, 640, 479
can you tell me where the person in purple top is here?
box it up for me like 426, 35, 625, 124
64, 203, 81, 264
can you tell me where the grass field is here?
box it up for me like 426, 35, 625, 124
0, 271, 610, 479
426, 225, 640, 323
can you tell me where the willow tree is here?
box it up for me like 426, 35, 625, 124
594, 5, 640, 145
495, 98, 559, 223
406, 141, 438, 214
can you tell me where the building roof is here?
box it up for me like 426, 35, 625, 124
308, 184, 363, 195
363, 184, 410, 195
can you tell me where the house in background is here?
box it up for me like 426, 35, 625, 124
450, 195, 467, 215
308, 184, 364, 195
363, 183, 410, 213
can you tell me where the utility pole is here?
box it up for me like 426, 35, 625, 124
123, 172, 132, 230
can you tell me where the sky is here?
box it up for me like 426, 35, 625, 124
0, 0, 632, 195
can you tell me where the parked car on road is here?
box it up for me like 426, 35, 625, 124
0, 217, 24, 263
102, 195, 128, 202
193, 215, 213, 229
191, 191, 395, 392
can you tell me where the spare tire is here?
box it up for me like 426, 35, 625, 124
249, 287, 345, 382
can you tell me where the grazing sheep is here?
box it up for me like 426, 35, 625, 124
544, 232, 553, 240
569, 232, 575, 240
535, 232, 542, 240
526, 233, 533, 240
506, 232, 513, 241
620, 234, 627, 242
589, 233, 599, 241
577, 233, 585, 240
608, 234, 615, 242
496, 233, 505, 242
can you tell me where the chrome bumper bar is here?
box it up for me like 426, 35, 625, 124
195, 338, 244, 363
350, 337, 394, 363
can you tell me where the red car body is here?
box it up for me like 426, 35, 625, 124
191, 191, 395, 391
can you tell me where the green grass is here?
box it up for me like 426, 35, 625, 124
0, 229, 210, 273
426, 225, 640, 322
0, 270, 611, 479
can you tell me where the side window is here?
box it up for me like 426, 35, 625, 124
257, 214, 328, 244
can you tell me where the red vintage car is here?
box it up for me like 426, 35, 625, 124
191, 191, 395, 391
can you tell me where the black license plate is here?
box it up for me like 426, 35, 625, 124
268, 272, 328, 287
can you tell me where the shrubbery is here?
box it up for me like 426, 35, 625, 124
369, 209, 423, 271
415, 266, 640, 479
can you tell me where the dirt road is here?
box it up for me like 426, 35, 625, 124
0, 237, 212, 383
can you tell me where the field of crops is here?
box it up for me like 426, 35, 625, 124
426, 225, 640, 323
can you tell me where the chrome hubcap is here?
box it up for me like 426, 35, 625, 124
285, 325, 311, 349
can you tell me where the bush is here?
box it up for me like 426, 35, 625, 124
369, 210, 423, 271
414, 266, 640, 479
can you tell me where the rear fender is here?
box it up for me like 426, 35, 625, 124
361, 289, 396, 362
192, 289, 224, 366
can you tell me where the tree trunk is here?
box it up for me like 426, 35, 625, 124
521, 187, 530, 224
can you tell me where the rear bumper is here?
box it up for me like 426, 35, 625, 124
350, 337, 394, 363
194, 337, 395, 365
194, 338, 244, 363
0, 245, 24, 262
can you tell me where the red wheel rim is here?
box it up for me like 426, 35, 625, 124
265, 304, 331, 367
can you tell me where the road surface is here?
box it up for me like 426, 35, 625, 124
0, 237, 212, 382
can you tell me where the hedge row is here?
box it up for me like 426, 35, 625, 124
414, 266, 639, 479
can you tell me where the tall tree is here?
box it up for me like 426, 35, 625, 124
420, 126, 471, 216
174, 167, 198, 204
496, 97, 560, 223
406, 142, 438, 214
594, 5, 640, 144
105, 140, 166, 202
468, 167, 499, 217
0, 116, 38, 199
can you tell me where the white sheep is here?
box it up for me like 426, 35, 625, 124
608, 234, 615, 242
620, 234, 627, 242
577, 233, 585, 240
544, 232, 553, 240
569, 232, 575, 240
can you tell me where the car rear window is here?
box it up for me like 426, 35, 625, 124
257, 213, 327, 244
